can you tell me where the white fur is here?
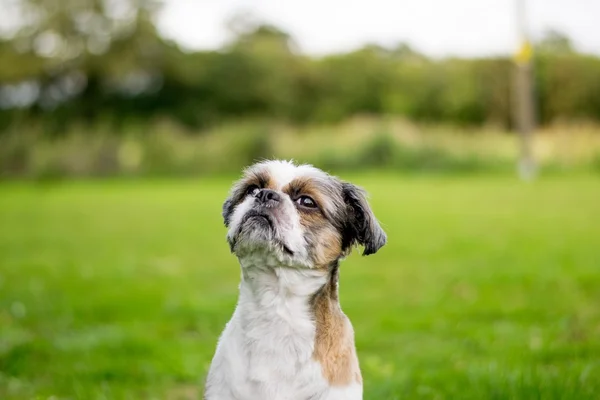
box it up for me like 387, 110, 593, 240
204, 256, 362, 399
266, 160, 337, 212
227, 193, 309, 267
205, 161, 363, 400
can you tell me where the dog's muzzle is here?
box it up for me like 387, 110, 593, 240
254, 189, 281, 208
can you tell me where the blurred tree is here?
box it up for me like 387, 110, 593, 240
537, 29, 574, 54
0, 8, 599, 134
534, 30, 600, 124
218, 22, 299, 118
0, 0, 165, 132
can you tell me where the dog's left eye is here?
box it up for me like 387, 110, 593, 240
296, 196, 317, 208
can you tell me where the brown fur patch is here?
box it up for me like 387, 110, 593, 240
285, 177, 344, 267
226, 169, 274, 210
282, 177, 328, 207
311, 273, 362, 386
296, 205, 343, 268
312, 226, 342, 267
287, 174, 360, 383
247, 170, 274, 190
228, 170, 274, 209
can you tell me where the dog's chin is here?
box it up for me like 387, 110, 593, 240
230, 214, 295, 263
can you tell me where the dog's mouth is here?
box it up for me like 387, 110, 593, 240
235, 210, 294, 256
241, 210, 274, 229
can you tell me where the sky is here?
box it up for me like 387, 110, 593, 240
157, 0, 600, 58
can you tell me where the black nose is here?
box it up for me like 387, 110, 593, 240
255, 189, 280, 204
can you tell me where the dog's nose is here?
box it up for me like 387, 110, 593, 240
255, 189, 280, 204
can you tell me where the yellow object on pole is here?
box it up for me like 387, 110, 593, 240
514, 41, 533, 65
513, 0, 536, 180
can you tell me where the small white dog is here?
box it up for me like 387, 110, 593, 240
204, 160, 386, 400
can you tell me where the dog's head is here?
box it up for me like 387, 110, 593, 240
222, 160, 386, 268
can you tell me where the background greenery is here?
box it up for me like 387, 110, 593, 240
1, 1, 600, 178
2, 1, 600, 129
1, 1, 600, 399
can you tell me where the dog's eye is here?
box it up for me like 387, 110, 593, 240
246, 185, 260, 197
296, 195, 317, 208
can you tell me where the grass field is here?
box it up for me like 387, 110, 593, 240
1, 173, 599, 399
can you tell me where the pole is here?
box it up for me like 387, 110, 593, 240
514, 0, 536, 180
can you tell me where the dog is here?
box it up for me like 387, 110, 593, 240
204, 160, 386, 400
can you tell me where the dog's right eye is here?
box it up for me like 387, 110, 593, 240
246, 185, 260, 197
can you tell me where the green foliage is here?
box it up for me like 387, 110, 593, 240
3, 118, 600, 179
358, 133, 398, 166
309, 130, 505, 174
239, 128, 275, 166
1, 2, 600, 133
535, 54, 600, 124
1, 175, 599, 398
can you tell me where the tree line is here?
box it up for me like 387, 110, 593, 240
1, 1, 600, 135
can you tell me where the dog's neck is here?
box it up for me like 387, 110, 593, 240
231, 256, 333, 375
237, 256, 331, 310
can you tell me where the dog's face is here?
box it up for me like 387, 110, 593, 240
222, 160, 386, 268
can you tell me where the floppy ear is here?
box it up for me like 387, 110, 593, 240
222, 179, 248, 227
341, 182, 387, 256
222, 197, 234, 227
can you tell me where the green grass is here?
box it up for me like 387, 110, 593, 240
1, 173, 599, 399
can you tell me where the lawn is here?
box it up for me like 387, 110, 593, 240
1, 173, 599, 399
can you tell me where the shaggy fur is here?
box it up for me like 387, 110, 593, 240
205, 160, 386, 400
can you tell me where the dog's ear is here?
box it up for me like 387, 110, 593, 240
341, 182, 387, 256
222, 178, 248, 227
222, 197, 235, 227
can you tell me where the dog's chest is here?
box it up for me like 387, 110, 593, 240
240, 289, 325, 395
205, 267, 362, 399
240, 263, 325, 370
206, 278, 329, 398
